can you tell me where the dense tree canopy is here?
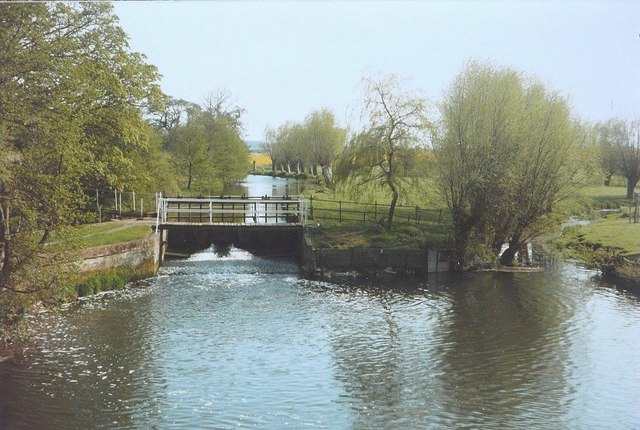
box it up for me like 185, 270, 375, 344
156, 95, 249, 194
264, 109, 346, 184
0, 3, 163, 311
434, 62, 582, 268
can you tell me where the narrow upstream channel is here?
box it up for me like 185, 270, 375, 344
1, 176, 639, 429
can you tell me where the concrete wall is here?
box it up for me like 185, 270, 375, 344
307, 247, 450, 274
80, 232, 161, 273
162, 224, 304, 258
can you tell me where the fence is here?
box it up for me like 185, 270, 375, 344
83, 189, 162, 220
308, 195, 445, 225
81, 189, 448, 227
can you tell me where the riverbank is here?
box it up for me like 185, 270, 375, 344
553, 186, 640, 285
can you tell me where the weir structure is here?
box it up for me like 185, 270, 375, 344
155, 195, 309, 260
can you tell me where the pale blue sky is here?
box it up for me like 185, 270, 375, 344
113, 1, 639, 141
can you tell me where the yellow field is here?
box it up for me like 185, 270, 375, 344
250, 153, 272, 168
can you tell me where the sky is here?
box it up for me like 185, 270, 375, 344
113, 1, 640, 141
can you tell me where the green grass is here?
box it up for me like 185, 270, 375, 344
307, 218, 451, 250
575, 185, 631, 208
577, 213, 640, 256
49, 221, 152, 249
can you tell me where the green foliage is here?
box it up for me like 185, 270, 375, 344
157, 95, 250, 195
265, 109, 346, 182
434, 61, 582, 268
594, 118, 640, 198
0, 3, 162, 324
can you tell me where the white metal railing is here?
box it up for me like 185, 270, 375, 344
156, 195, 308, 232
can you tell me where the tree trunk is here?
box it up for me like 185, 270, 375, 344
626, 176, 639, 199
187, 161, 193, 189
0, 201, 11, 287
321, 165, 333, 185
271, 159, 276, 172
499, 234, 523, 266
386, 182, 399, 232
451, 217, 471, 271
604, 172, 612, 186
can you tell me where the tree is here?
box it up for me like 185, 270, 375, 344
304, 109, 346, 184
496, 85, 583, 265
0, 3, 162, 314
169, 101, 249, 194
595, 119, 640, 198
434, 61, 581, 268
262, 127, 278, 172
336, 75, 430, 231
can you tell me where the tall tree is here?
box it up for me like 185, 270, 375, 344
434, 61, 580, 268
336, 75, 430, 231
0, 3, 162, 308
169, 102, 249, 194
304, 109, 346, 184
595, 119, 640, 198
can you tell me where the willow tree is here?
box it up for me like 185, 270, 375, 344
336, 75, 430, 232
596, 119, 640, 199
266, 109, 346, 183
434, 62, 580, 268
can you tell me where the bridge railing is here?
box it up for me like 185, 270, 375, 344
156, 196, 308, 228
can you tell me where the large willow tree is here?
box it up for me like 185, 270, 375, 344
434, 62, 582, 269
0, 3, 162, 316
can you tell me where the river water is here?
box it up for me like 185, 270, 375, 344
1, 176, 639, 429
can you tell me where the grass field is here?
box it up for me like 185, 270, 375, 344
577, 212, 640, 256
49, 221, 152, 249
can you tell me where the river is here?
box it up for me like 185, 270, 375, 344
1, 176, 639, 429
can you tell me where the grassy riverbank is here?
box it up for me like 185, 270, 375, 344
51, 220, 152, 248
554, 185, 640, 283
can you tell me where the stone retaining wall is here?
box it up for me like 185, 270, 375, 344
80, 232, 161, 273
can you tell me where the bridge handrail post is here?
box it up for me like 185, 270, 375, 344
155, 193, 160, 234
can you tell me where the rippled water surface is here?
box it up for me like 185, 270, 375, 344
1, 248, 640, 429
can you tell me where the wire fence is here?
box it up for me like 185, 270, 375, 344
308, 195, 447, 225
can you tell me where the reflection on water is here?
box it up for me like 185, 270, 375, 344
224, 174, 305, 197
1, 251, 640, 429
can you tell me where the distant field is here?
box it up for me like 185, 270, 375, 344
250, 153, 272, 168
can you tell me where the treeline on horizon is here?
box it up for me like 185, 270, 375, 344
1, 3, 639, 324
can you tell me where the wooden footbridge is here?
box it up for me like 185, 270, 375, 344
155, 195, 309, 257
